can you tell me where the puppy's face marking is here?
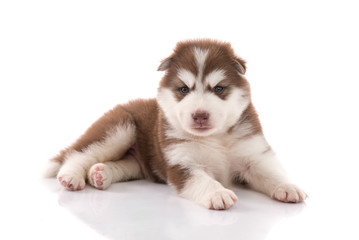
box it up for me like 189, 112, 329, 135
157, 40, 250, 137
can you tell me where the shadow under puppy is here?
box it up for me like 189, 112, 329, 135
45, 39, 307, 210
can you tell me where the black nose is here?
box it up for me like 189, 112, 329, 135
192, 111, 210, 124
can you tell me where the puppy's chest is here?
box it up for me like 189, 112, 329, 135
164, 136, 238, 180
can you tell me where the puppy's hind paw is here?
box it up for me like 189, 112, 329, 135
88, 163, 112, 190
57, 174, 86, 191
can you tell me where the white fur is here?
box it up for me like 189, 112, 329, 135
164, 133, 275, 209
194, 47, 209, 76
177, 68, 196, 88
164, 128, 307, 207
57, 124, 136, 190
88, 155, 143, 190
205, 69, 226, 87
235, 122, 256, 139
157, 86, 249, 138
165, 139, 230, 185
228, 134, 307, 202
43, 160, 61, 178
157, 88, 186, 136
163, 135, 236, 210
231, 134, 270, 157
179, 169, 237, 210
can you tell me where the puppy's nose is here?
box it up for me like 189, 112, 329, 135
192, 111, 210, 124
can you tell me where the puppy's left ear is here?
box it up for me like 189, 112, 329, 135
157, 57, 173, 71
233, 57, 246, 75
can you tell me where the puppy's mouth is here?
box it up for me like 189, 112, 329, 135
192, 124, 211, 131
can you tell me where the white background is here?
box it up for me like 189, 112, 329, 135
1, 0, 359, 239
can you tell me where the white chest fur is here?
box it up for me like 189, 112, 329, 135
164, 134, 239, 186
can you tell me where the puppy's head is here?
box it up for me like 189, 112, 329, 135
157, 39, 250, 137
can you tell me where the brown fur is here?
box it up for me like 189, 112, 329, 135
237, 103, 263, 136
121, 99, 165, 182
167, 165, 191, 191
51, 105, 134, 163
158, 39, 249, 102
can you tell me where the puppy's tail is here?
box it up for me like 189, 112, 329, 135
42, 153, 64, 178
43, 160, 61, 178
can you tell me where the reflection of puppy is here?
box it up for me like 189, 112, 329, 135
45, 39, 307, 210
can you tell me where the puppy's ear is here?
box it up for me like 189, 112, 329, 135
157, 57, 173, 71
233, 57, 246, 75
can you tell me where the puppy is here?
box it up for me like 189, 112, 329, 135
45, 39, 307, 210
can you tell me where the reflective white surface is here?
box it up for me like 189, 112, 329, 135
44, 180, 307, 240
3, 176, 358, 240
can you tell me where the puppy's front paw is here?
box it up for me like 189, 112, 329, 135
57, 173, 86, 191
203, 189, 238, 210
272, 183, 308, 203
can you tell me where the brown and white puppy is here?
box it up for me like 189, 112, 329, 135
45, 39, 307, 210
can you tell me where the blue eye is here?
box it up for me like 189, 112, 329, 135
180, 87, 190, 94
214, 86, 224, 93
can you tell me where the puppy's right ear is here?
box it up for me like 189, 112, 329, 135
157, 57, 173, 71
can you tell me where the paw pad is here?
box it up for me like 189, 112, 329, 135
57, 174, 85, 191
88, 163, 112, 190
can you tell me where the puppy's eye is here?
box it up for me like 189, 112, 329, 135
180, 86, 190, 94
214, 86, 224, 94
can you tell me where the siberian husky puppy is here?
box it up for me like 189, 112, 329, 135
45, 39, 307, 210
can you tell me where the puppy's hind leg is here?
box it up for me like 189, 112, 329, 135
57, 124, 136, 190
88, 154, 143, 190
54, 106, 136, 191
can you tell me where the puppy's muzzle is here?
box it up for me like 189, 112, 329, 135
192, 111, 210, 125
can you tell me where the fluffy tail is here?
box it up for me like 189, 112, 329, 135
43, 149, 67, 178
42, 158, 62, 178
